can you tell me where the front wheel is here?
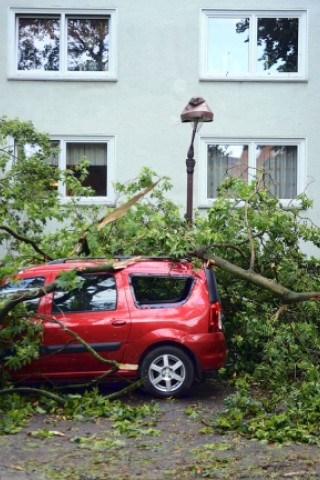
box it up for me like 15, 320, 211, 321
140, 346, 195, 398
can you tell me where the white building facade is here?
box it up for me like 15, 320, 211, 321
1, 1, 319, 232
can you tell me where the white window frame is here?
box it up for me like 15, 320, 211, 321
198, 138, 306, 208
8, 8, 117, 81
51, 136, 116, 205
200, 9, 308, 81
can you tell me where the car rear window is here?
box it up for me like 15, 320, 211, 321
130, 275, 194, 307
52, 274, 116, 313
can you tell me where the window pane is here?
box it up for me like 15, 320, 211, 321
256, 18, 299, 73
67, 17, 109, 71
256, 145, 297, 198
66, 143, 107, 196
0, 277, 45, 312
207, 17, 249, 75
18, 17, 60, 71
52, 274, 116, 313
23, 143, 43, 159
48, 141, 60, 167
22, 142, 59, 190
207, 144, 248, 198
131, 276, 193, 306
45, 141, 60, 190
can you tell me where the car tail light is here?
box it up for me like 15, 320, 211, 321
208, 301, 223, 332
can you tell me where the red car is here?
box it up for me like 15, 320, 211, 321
1, 258, 226, 397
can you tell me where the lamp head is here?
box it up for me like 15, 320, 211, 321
180, 97, 214, 123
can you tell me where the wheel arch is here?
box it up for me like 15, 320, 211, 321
138, 341, 202, 379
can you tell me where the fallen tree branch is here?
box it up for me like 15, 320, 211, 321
191, 250, 320, 305
39, 315, 137, 372
0, 312, 140, 401
105, 378, 146, 401
0, 387, 66, 405
73, 178, 163, 255
0, 257, 140, 321
210, 243, 250, 263
0, 225, 53, 261
55, 368, 120, 390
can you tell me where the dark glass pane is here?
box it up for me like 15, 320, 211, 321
66, 143, 107, 196
207, 144, 248, 198
256, 18, 299, 72
256, 145, 297, 197
52, 274, 116, 313
67, 17, 109, 71
18, 17, 60, 71
131, 276, 193, 306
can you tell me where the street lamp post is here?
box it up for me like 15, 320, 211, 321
181, 97, 213, 224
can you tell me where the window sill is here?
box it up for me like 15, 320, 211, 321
199, 76, 308, 83
8, 74, 117, 82
60, 197, 116, 207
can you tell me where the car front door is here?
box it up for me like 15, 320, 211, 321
37, 271, 132, 380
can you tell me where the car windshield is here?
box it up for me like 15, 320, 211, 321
0, 277, 45, 295
0, 277, 45, 311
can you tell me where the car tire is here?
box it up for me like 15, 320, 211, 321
140, 346, 195, 398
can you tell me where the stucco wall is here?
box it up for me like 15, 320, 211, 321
1, 0, 320, 243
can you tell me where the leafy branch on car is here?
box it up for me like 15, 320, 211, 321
191, 251, 320, 305
0, 258, 139, 321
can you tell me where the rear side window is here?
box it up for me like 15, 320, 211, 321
131, 275, 194, 307
52, 274, 116, 313
0, 277, 45, 312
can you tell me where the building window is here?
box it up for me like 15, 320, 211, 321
200, 10, 307, 81
50, 137, 115, 204
66, 143, 108, 197
9, 8, 117, 80
199, 139, 306, 206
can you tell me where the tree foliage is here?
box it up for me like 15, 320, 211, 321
0, 118, 320, 442
192, 179, 320, 444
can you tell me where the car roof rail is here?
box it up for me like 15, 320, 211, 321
47, 257, 109, 265
113, 256, 191, 262
47, 256, 191, 265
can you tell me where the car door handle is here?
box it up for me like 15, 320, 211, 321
112, 320, 127, 326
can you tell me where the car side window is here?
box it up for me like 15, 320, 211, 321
130, 275, 194, 307
0, 276, 45, 312
52, 274, 117, 313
